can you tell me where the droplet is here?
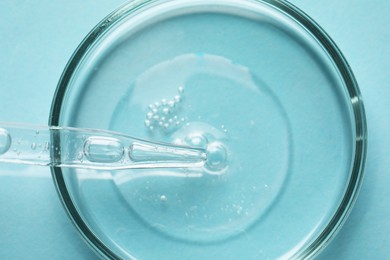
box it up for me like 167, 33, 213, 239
205, 142, 228, 173
0, 128, 11, 155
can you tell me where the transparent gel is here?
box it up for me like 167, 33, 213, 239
48, 0, 363, 259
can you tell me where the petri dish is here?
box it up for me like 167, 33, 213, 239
50, 0, 367, 259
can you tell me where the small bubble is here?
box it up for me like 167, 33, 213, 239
164, 123, 169, 129
161, 116, 166, 121
158, 121, 163, 126
178, 86, 184, 93
173, 116, 178, 120
160, 195, 167, 202
168, 100, 175, 107
168, 118, 173, 124
162, 108, 169, 114
144, 120, 151, 127
31, 142, 36, 150
147, 112, 153, 119
149, 126, 154, 131
153, 115, 159, 120
161, 99, 167, 105
44, 141, 50, 151
152, 108, 158, 114
185, 133, 208, 148
176, 121, 181, 126
149, 104, 155, 109
154, 102, 160, 107
35, 130, 40, 135
174, 95, 181, 103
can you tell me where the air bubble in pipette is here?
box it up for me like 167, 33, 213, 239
0, 128, 11, 155
84, 136, 124, 163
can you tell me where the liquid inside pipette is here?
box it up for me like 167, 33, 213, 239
0, 123, 209, 171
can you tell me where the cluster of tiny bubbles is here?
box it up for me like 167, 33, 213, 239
144, 86, 186, 133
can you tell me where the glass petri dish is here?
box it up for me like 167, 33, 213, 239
50, 0, 367, 259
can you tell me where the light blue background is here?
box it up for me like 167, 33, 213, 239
0, 0, 388, 259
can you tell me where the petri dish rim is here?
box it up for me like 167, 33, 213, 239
49, 0, 367, 259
